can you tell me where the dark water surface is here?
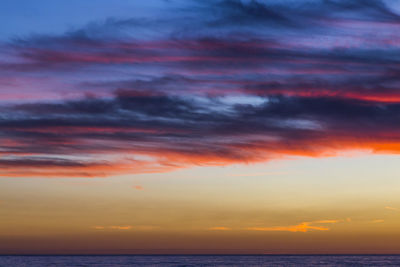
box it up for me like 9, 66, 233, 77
1, 255, 400, 266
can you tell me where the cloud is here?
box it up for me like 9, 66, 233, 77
208, 226, 232, 231
385, 206, 400, 212
371, 219, 384, 223
2, 92, 400, 177
93, 225, 132, 230
1, 0, 400, 177
132, 185, 144, 190
110, 226, 132, 230
312, 220, 341, 224
93, 225, 159, 231
247, 219, 339, 233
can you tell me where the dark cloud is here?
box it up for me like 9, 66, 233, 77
1, 0, 400, 177
1, 91, 400, 176
207, 0, 294, 27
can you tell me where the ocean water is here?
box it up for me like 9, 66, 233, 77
0, 255, 400, 267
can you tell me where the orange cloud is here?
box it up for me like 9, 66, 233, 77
371, 219, 384, 223
208, 227, 232, 231
313, 220, 341, 224
385, 206, 400, 212
132, 185, 144, 190
110, 226, 132, 230
93, 225, 132, 230
2, 136, 400, 178
247, 220, 339, 233
0, 158, 179, 178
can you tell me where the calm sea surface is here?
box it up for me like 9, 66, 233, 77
0, 255, 400, 266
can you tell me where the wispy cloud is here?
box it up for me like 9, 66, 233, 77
247, 220, 339, 233
2, 0, 400, 177
385, 206, 400, 212
208, 227, 232, 231
132, 185, 144, 190
93, 225, 132, 230
93, 225, 159, 231
313, 220, 341, 224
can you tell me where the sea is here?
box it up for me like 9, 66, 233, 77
0, 255, 400, 267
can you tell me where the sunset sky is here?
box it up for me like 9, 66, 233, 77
1, 0, 400, 254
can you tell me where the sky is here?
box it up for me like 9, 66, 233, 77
1, 0, 400, 254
